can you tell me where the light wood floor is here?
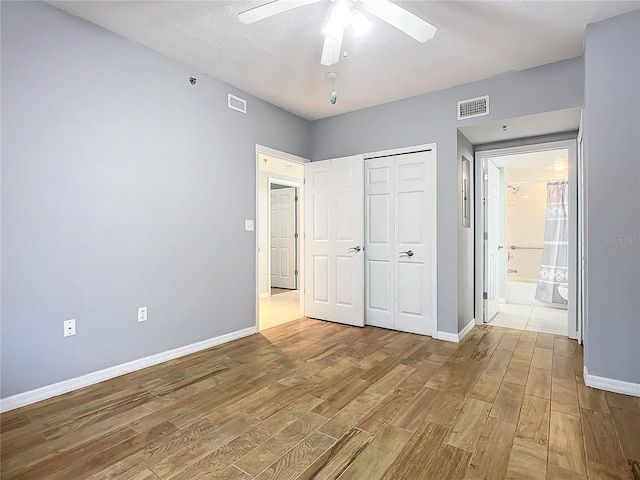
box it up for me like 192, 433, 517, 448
1, 319, 639, 480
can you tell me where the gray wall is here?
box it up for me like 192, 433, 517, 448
457, 132, 475, 331
311, 57, 584, 335
0, 1, 311, 397
583, 11, 640, 385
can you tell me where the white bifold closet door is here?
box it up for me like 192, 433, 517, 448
365, 150, 437, 336
304, 156, 365, 327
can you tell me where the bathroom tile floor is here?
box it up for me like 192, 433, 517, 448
489, 302, 567, 335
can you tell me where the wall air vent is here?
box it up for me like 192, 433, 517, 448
457, 95, 489, 120
228, 94, 247, 114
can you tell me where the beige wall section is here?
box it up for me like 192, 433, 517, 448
258, 154, 304, 297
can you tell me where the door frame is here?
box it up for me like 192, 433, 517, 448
474, 139, 579, 339
364, 142, 438, 337
267, 179, 299, 291
576, 110, 585, 344
255, 145, 308, 332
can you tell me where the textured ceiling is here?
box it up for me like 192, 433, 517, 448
49, 1, 640, 121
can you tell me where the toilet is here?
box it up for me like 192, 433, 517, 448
557, 283, 569, 301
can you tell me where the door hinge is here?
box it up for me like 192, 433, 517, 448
294, 270, 299, 275
484, 232, 488, 240
483, 292, 488, 300
294, 233, 299, 239
295, 195, 299, 201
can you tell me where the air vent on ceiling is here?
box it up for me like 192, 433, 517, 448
457, 95, 489, 120
228, 94, 247, 114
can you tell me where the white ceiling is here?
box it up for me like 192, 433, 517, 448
49, 1, 639, 121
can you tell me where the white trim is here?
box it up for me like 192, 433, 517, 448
256, 145, 309, 165
436, 331, 461, 343
437, 320, 475, 343
363, 142, 436, 161
584, 367, 640, 397
0, 326, 256, 413
459, 319, 476, 341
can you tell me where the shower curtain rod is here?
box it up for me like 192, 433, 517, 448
506, 179, 568, 186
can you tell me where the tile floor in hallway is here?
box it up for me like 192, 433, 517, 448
259, 290, 302, 331
489, 303, 568, 336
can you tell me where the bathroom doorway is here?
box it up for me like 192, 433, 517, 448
476, 140, 579, 338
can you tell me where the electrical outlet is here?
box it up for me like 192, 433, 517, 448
64, 319, 76, 337
245, 220, 254, 231
138, 306, 148, 323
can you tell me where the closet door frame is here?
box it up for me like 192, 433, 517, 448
364, 143, 438, 337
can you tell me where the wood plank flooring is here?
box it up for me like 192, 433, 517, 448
1, 319, 639, 479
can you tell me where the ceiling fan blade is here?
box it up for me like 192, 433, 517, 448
362, 0, 436, 43
321, 31, 343, 66
239, 0, 324, 24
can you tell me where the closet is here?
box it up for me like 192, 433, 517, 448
364, 150, 437, 335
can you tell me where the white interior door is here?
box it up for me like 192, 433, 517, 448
304, 156, 364, 327
486, 160, 501, 321
365, 150, 437, 336
270, 187, 296, 289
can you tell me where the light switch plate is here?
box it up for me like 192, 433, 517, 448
64, 319, 76, 337
245, 220, 254, 231
138, 306, 148, 322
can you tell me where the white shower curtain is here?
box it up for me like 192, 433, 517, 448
536, 181, 569, 304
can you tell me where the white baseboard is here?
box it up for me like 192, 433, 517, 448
259, 293, 270, 299
435, 319, 476, 343
0, 326, 257, 413
584, 366, 640, 397
437, 320, 476, 343
436, 331, 458, 342
459, 320, 476, 341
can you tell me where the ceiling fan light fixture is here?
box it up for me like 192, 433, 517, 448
323, 0, 351, 39
322, 18, 344, 40
332, 1, 352, 28
350, 9, 372, 36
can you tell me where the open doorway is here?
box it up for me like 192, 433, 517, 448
476, 140, 579, 338
256, 147, 307, 331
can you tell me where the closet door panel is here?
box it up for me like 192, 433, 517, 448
394, 151, 435, 336
364, 158, 394, 329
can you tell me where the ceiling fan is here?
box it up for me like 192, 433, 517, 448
238, 0, 437, 66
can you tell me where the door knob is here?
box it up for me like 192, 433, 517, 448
349, 246, 361, 253
399, 250, 414, 257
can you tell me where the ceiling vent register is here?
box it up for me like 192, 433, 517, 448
228, 94, 247, 114
457, 95, 489, 120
